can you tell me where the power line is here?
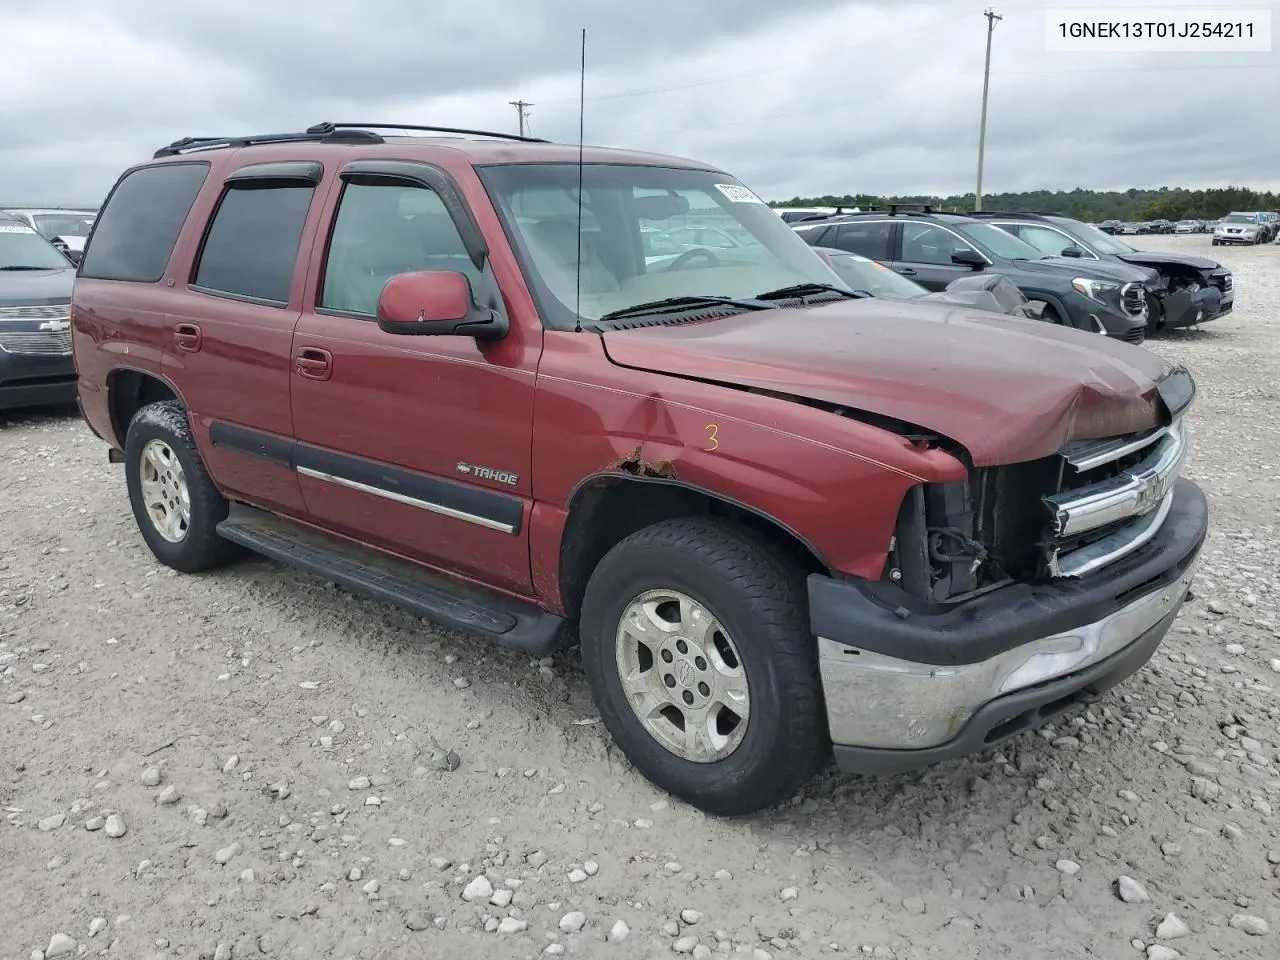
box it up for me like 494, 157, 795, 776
509, 99, 533, 138
975, 7, 1003, 212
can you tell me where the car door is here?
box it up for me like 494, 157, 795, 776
891, 221, 988, 290
162, 159, 327, 515
289, 160, 539, 594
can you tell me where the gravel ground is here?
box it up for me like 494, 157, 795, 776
2, 234, 1278, 960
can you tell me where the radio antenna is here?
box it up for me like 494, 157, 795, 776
573, 27, 586, 334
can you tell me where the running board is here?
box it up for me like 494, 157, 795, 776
216, 504, 566, 655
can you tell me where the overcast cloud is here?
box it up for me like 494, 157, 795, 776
1, 0, 1275, 205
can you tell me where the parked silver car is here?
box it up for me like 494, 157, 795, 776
1213, 212, 1264, 246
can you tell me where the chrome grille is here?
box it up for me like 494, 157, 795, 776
1044, 419, 1187, 578
0, 304, 70, 320
0, 329, 72, 356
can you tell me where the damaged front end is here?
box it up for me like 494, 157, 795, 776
1131, 262, 1234, 331
884, 365, 1196, 603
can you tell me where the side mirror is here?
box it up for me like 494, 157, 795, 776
376, 271, 508, 340
1060, 246, 1084, 258
951, 249, 985, 270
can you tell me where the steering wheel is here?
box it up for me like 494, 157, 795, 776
664, 247, 721, 271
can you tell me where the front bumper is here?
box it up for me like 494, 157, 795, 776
0, 350, 77, 411
1062, 290, 1146, 343
810, 477, 1207, 773
1214, 233, 1258, 244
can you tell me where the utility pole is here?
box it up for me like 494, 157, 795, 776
974, 7, 1002, 211
509, 99, 533, 138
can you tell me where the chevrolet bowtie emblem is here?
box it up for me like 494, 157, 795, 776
39, 319, 71, 332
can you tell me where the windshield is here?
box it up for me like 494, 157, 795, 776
953, 221, 1044, 261
1060, 219, 1135, 255
1223, 213, 1255, 223
0, 223, 72, 269
476, 163, 846, 327
818, 249, 924, 298
33, 214, 95, 239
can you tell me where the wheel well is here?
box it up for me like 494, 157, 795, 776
559, 477, 827, 619
107, 370, 179, 446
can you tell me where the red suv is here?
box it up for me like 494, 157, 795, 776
71, 123, 1207, 815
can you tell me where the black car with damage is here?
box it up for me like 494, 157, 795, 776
970, 212, 1234, 334
0, 214, 77, 411
791, 207, 1149, 343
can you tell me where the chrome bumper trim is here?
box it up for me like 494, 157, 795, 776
817, 562, 1195, 751
1049, 487, 1174, 578
1045, 418, 1186, 538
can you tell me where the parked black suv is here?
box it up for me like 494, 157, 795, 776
791, 208, 1149, 342
971, 212, 1234, 334
0, 213, 77, 411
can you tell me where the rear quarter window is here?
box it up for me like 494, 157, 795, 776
78, 163, 210, 283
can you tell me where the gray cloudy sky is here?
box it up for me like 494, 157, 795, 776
2, 0, 1276, 205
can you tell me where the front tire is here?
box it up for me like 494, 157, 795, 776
124, 400, 241, 573
579, 518, 828, 816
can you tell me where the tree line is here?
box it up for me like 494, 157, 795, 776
770, 186, 1279, 222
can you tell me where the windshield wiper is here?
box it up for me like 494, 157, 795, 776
754, 282, 868, 301
597, 295, 778, 323
0, 265, 56, 271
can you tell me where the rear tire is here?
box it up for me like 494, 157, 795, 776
579, 518, 828, 816
124, 400, 241, 573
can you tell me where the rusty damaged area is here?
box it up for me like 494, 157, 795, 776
607, 444, 677, 479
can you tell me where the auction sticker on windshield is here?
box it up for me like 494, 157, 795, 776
0, 224, 35, 233
715, 184, 765, 204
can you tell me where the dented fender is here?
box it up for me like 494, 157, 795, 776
526, 332, 965, 609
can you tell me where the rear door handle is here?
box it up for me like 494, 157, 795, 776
295, 347, 332, 381
173, 322, 202, 352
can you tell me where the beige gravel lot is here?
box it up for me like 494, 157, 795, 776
2, 234, 1278, 960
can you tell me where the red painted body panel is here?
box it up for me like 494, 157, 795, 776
528, 332, 964, 595
72, 137, 1176, 620
288, 150, 546, 595
599, 299, 1175, 467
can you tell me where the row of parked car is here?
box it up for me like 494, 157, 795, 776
1098, 212, 1279, 244
786, 206, 1234, 342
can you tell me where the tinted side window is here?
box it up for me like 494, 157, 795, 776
833, 222, 893, 259
792, 225, 830, 246
1017, 225, 1076, 257
193, 183, 315, 305
320, 181, 481, 317
79, 163, 209, 282
900, 223, 977, 265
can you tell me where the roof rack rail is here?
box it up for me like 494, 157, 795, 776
887, 203, 935, 215
967, 210, 1061, 219
308, 122, 550, 144
153, 127, 384, 158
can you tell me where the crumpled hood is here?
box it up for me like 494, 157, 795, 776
1115, 250, 1225, 273
601, 299, 1180, 467
1026, 256, 1154, 283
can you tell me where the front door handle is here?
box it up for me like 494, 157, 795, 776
295, 347, 332, 381
895, 267, 917, 276
173, 322, 202, 352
